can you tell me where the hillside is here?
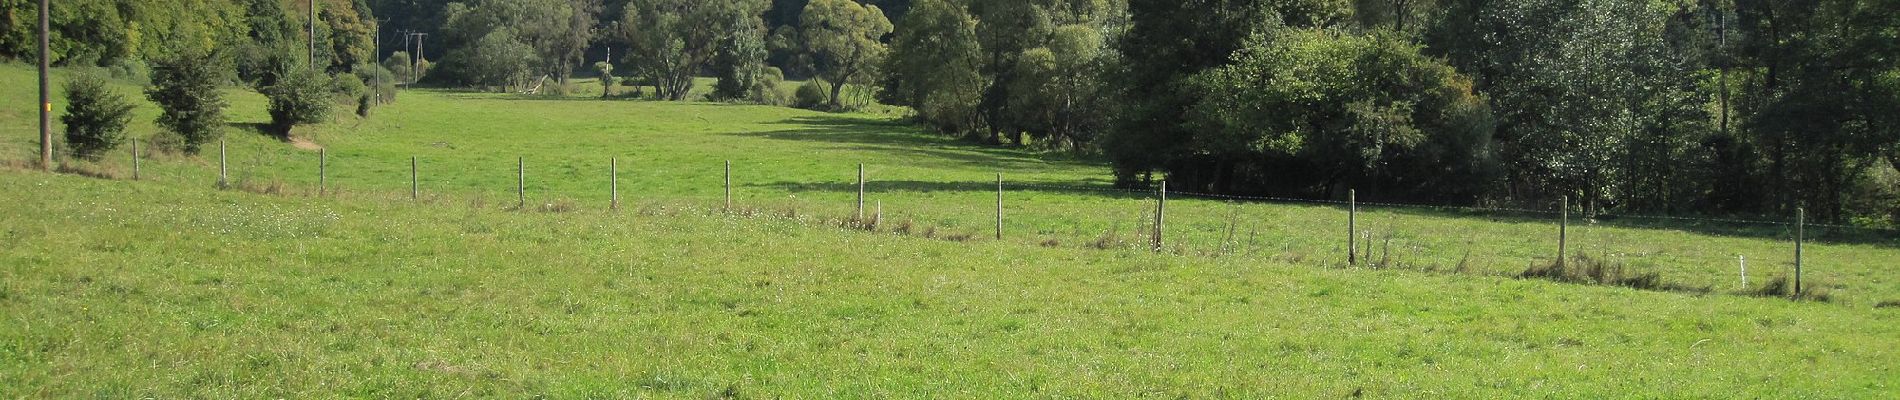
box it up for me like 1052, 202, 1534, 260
2, 63, 1899, 396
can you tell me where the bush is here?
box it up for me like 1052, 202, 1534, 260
595, 62, 615, 98
264, 69, 333, 137
330, 73, 372, 117
105, 58, 149, 85
145, 51, 228, 154
793, 80, 830, 110
353, 63, 398, 105
331, 74, 367, 100
61, 72, 136, 160
751, 67, 788, 106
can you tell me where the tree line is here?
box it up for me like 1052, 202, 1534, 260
7, 0, 1898, 226
360, 0, 1900, 226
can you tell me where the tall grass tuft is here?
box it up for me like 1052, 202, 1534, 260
1746, 275, 1833, 302
1520, 254, 1705, 293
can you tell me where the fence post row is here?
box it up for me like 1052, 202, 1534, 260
1348, 189, 1357, 266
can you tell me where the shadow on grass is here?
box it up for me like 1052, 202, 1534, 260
727, 115, 1101, 172
747, 179, 1149, 200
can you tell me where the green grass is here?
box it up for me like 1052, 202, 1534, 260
3, 62, 1899, 396
4, 171, 1898, 397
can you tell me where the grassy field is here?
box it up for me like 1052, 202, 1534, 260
3, 62, 1899, 396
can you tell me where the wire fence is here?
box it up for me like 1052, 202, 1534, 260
86, 140, 1900, 304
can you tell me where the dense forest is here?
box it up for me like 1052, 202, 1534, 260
2, 0, 1897, 225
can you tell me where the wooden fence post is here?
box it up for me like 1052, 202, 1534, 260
1796, 207, 1805, 295
318, 148, 326, 196
517, 156, 526, 208
410, 156, 418, 201
130, 139, 140, 180
1348, 189, 1357, 266
725, 160, 732, 211
857, 163, 866, 221
1560, 196, 1569, 269
996, 174, 1003, 240
1154, 180, 1167, 252
610, 157, 619, 210
218, 139, 227, 188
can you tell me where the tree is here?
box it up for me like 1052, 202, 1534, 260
384, 51, 414, 84
145, 50, 229, 155
619, 0, 765, 100
1189, 29, 1497, 199
1104, 0, 1279, 188
264, 69, 335, 137
711, 9, 770, 102
1727, 0, 1900, 221
1428, 0, 1714, 212
61, 71, 136, 161
883, 0, 985, 135
798, 0, 892, 109
1007, 23, 1118, 151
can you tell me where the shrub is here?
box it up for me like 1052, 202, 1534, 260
264, 69, 334, 137
793, 81, 829, 110
330, 73, 372, 117
331, 73, 367, 100
752, 67, 788, 106
353, 63, 398, 105
145, 51, 228, 154
105, 58, 149, 85
595, 61, 615, 98
61, 72, 137, 161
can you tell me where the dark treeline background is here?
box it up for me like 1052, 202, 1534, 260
3, 0, 1897, 226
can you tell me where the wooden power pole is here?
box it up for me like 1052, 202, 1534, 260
308, 0, 316, 68
38, 0, 51, 169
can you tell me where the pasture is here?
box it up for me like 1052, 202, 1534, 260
2, 63, 1898, 396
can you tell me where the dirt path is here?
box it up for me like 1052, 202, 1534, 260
289, 137, 324, 151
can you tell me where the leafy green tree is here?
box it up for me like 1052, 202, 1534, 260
711, 9, 771, 102
1728, 0, 1900, 221
1007, 23, 1117, 151
618, 0, 765, 100
145, 50, 229, 155
61, 72, 137, 161
1190, 29, 1497, 199
264, 69, 335, 137
798, 0, 892, 109
1428, 0, 1714, 212
883, 0, 985, 135
384, 51, 415, 84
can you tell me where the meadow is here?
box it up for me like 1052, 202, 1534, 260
2, 63, 1898, 396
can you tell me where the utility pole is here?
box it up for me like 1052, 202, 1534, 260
372, 18, 385, 104
308, 0, 316, 69
410, 32, 428, 84
38, 0, 51, 169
